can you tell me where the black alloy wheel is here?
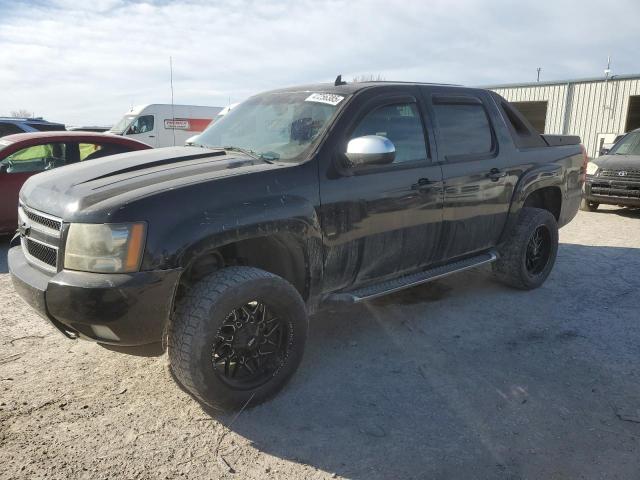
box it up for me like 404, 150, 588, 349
212, 301, 290, 390
525, 225, 552, 275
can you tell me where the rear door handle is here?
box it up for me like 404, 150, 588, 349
487, 168, 507, 181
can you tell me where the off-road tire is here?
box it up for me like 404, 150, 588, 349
168, 267, 308, 411
580, 198, 599, 212
493, 207, 559, 290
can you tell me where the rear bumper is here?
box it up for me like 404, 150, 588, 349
584, 178, 640, 207
8, 246, 181, 346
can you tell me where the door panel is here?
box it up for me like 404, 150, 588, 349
320, 165, 444, 290
427, 89, 514, 260
438, 161, 513, 258
318, 87, 444, 293
0, 171, 35, 233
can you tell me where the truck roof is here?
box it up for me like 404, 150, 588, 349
0, 117, 64, 126
265, 81, 464, 96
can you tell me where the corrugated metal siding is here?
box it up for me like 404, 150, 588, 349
491, 78, 640, 157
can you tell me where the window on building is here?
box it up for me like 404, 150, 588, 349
625, 96, 640, 133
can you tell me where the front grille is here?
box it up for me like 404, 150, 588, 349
18, 204, 62, 272
22, 208, 62, 231
600, 169, 640, 181
25, 238, 58, 267
591, 183, 640, 198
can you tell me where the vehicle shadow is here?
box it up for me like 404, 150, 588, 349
194, 243, 640, 479
593, 205, 640, 218
0, 236, 10, 273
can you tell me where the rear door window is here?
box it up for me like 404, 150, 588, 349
0, 122, 24, 137
433, 101, 494, 159
26, 122, 66, 132
79, 142, 133, 161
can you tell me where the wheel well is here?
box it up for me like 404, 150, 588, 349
523, 186, 562, 220
178, 234, 308, 301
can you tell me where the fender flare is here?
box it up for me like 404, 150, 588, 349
499, 163, 565, 243
168, 205, 324, 310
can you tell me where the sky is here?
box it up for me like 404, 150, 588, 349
0, 0, 639, 126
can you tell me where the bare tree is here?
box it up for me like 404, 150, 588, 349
351, 74, 386, 83
10, 109, 34, 118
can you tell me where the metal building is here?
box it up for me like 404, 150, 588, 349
487, 74, 640, 157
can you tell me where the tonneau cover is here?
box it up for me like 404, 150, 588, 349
542, 135, 581, 146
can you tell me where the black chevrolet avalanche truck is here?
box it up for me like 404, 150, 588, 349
9, 80, 586, 410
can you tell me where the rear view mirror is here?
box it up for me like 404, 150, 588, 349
345, 135, 395, 167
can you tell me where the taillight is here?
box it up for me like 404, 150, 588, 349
579, 144, 588, 183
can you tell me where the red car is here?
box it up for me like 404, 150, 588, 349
0, 131, 151, 234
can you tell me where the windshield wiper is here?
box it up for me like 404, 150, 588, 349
221, 146, 262, 160
196, 144, 276, 163
258, 151, 280, 161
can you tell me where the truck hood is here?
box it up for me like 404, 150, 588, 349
594, 154, 640, 171
20, 146, 281, 219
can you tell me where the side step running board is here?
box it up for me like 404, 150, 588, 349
325, 251, 497, 304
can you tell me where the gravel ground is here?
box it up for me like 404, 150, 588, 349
1, 206, 640, 479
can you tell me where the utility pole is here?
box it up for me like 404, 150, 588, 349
537, 67, 541, 82
170, 56, 176, 146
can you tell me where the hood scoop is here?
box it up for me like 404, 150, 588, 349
78, 150, 226, 185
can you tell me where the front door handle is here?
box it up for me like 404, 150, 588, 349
412, 178, 435, 191
487, 168, 507, 181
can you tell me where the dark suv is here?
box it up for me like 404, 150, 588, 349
9, 80, 585, 411
582, 128, 640, 211
0, 117, 66, 138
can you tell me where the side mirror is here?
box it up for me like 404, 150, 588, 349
599, 147, 610, 156
345, 135, 395, 167
0, 163, 7, 174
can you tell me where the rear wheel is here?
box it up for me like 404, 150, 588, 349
168, 267, 308, 411
580, 198, 599, 211
493, 207, 559, 290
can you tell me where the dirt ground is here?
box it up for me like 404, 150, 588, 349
1, 206, 640, 479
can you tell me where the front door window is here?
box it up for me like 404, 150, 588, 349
0, 143, 66, 173
126, 115, 154, 135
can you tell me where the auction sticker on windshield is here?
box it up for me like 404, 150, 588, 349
305, 93, 344, 106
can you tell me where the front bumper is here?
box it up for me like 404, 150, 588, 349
8, 246, 182, 346
584, 177, 640, 207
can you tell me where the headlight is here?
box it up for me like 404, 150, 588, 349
64, 223, 146, 273
586, 161, 599, 175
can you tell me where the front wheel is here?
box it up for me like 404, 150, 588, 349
168, 267, 308, 411
493, 207, 559, 290
580, 198, 599, 211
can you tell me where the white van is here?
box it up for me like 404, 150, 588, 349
109, 104, 222, 147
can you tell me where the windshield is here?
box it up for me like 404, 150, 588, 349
110, 114, 136, 134
609, 132, 640, 155
195, 91, 348, 162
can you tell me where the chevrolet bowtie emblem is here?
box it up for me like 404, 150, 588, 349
18, 223, 30, 237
